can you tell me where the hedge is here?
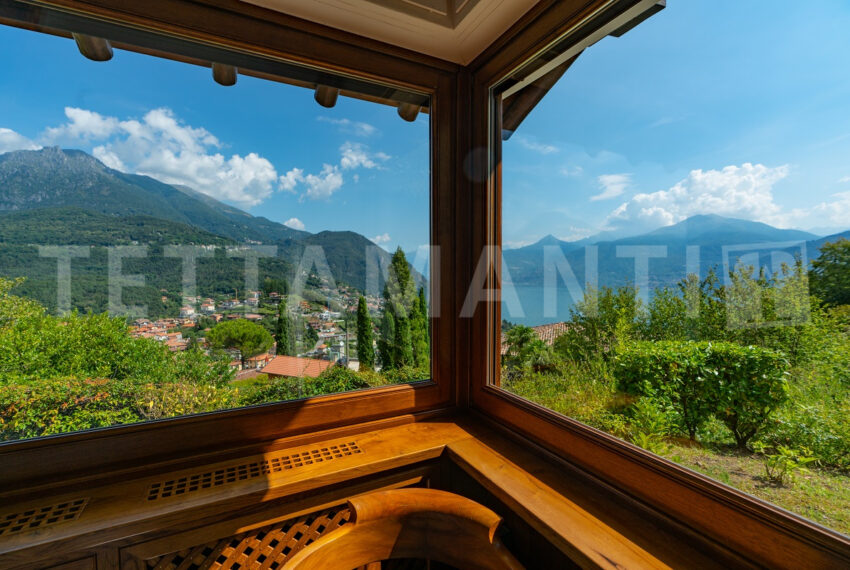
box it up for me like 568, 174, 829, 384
615, 341, 789, 447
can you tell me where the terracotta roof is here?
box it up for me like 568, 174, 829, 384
263, 355, 333, 378
500, 321, 570, 355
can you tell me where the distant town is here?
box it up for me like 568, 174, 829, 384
130, 284, 384, 380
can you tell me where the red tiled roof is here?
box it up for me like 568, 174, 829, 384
263, 355, 333, 378
500, 321, 570, 355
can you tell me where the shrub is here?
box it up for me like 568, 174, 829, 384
615, 341, 789, 447
136, 382, 237, 420
615, 341, 717, 440
0, 377, 139, 440
239, 378, 301, 406
709, 344, 790, 449
310, 365, 371, 396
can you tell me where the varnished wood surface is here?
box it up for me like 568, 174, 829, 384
0, 0, 459, 493
0, 417, 787, 570
285, 488, 523, 569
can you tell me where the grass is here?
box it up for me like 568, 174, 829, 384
503, 363, 850, 537
230, 375, 272, 390
667, 443, 850, 535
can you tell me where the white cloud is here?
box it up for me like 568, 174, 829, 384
560, 165, 583, 177
0, 128, 40, 153
283, 217, 305, 231
592, 173, 631, 201
371, 233, 391, 245
303, 164, 343, 200
40, 107, 279, 207
284, 142, 389, 201
839, 175, 850, 183
517, 136, 558, 155
795, 191, 850, 231
339, 142, 388, 170
605, 163, 790, 233
317, 117, 377, 137
43, 107, 120, 142
279, 168, 304, 192
92, 145, 127, 171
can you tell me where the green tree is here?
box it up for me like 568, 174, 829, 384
811, 238, 850, 306
274, 297, 294, 356
207, 319, 273, 367
0, 277, 43, 328
379, 248, 418, 370
356, 296, 375, 370
377, 309, 395, 369
303, 321, 319, 349
410, 287, 429, 369
503, 325, 547, 370
553, 285, 640, 361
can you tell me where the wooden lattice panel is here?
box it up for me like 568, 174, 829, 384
0, 498, 88, 536
146, 442, 363, 501
144, 506, 351, 569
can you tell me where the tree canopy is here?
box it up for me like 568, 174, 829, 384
356, 296, 375, 370
207, 319, 273, 366
811, 238, 850, 307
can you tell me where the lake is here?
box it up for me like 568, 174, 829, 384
501, 284, 578, 326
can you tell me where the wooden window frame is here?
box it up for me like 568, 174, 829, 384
0, 0, 460, 489
466, 0, 850, 564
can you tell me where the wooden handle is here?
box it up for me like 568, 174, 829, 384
284, 488, 524, 569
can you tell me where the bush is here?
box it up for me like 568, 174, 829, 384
615, 341, 789, 447
310, 365, 371, 396
616, 341, 716, 440
239, 378, 301, 406
136, 382, 237, 420
0, 377, 139, 440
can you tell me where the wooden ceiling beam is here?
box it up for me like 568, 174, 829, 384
71, 33, 112, 61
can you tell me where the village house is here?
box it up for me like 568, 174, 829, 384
262, 355, 334, 380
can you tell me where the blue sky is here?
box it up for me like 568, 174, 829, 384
2, 2, 850, 254
0, 24, 430, 252
502, 0, 850, 248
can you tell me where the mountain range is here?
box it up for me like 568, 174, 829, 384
0, 147, 409, 315
504, 214, 850, 290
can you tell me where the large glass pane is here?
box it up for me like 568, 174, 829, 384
0, 20, 431, 442
494, 1, 849, 534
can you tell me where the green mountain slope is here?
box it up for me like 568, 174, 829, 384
504, 214, 834, 289
0, 147, 403, 293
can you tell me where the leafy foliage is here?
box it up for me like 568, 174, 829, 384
810, 238, 850, 306
207, 319, 273, 366
616, 341, 789, 447
378, 248, 429, 374
356, 296, 375, 370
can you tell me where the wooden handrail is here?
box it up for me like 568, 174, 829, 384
284, 488, 524, 569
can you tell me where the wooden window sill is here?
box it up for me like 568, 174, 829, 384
0, 415, 767, 569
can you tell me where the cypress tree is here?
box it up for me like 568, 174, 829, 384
356, 296, 375, 370
410, 286, 429, 369
378, 304, 395, 370
274, 297, 293, 356
393, 315, 413, 367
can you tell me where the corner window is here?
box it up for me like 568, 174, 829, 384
491, 1, 850, 534
0, 16, 431, 442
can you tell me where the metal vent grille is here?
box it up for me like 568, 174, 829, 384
0, 498, 88, 536
146, 442, 363, 501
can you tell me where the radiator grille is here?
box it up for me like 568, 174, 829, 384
146, 441, 362, 501
0, 498, 88, 536
143, 506, 351, 569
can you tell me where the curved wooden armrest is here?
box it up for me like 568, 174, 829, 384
284, 488, 524, 569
